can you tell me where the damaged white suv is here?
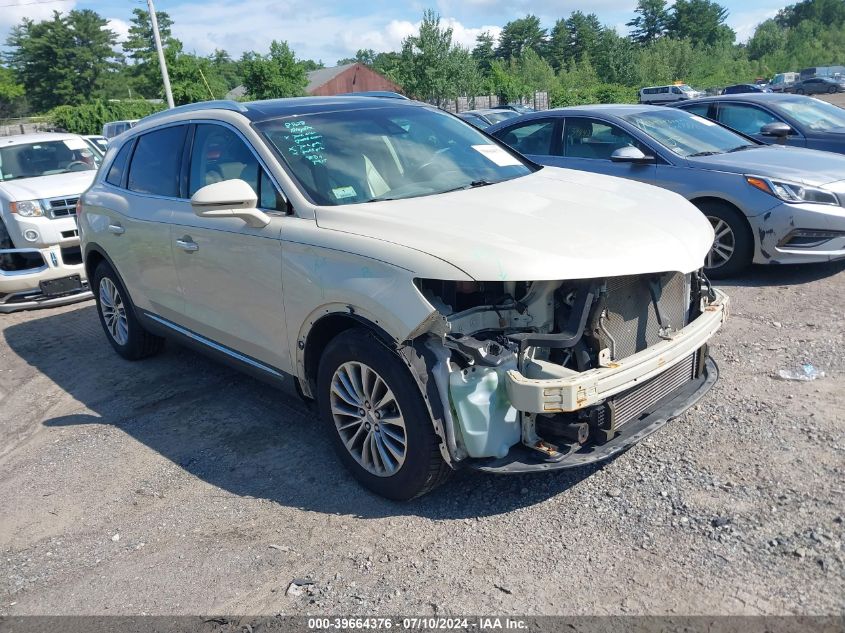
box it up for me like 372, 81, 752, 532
79, 98, 728, 500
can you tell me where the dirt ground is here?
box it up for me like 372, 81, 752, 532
1, 262, 844, 616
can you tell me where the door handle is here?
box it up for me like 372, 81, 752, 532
107, 224, 125, 235
176, 237, 199, 252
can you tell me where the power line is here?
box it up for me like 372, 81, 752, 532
0, 0, 74, 7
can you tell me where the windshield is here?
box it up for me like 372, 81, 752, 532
257, 106, 533, 205
486, 111, 519, 123
777, 98, 845, 132
623, 109, 754, 157
0, 139, 101, 182
678, 85, 695, 93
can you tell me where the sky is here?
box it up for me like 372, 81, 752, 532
0, 0, 791, 64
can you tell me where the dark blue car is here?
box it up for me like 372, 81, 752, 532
673, 93, 845, 154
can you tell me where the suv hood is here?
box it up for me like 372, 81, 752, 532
687, 145, 845, 186
314, 167, 713, 281
0, 171, 97, 201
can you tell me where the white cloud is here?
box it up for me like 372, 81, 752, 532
167, 0, 502, 64
348, 17, 501, 54
0, 0, 77, 33
728, 7, 780, 43
106, 17, 130, 44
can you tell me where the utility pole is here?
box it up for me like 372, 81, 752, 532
147, 0, 174, 109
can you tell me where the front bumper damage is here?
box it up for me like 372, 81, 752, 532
424, 282, 728, 474
471, 356, 718, 473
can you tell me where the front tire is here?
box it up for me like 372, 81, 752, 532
317, 328, 450, 500
695, 201, 753, 279
93, 261, 164, 360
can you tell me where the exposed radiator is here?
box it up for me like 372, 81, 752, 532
608, 350, 698, 431
590, 271, 689, 361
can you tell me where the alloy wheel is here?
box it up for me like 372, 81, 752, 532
329, 361, 407, 477
705, 216, 736, 270
99, 277, 129, 346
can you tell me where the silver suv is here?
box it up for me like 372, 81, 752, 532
79, 98, 727, 499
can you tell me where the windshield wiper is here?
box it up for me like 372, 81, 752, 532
726, 144, 757, 153
442, 179, 497, 193
687, 151, 722, 157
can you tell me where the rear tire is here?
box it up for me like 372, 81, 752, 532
796, 88, 805, 95
93, 261, 164, 360
829, 86, 838, 94
694, 201, 753, 279
317, 328, 451, 500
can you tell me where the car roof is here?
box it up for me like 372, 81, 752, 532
551, 103, 664, 116
0, 132, 84, 147
138, 97, 430, 127
679, 93, 821, 106
462, 108, 513, 115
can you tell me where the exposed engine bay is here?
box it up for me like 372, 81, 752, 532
414, 270, 723, 468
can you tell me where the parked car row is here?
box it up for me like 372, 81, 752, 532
488, 96, 845, 277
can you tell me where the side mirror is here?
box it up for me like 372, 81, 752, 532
760, 122, 793, 145
190, 179, 270, 228
610, 146, 654, 164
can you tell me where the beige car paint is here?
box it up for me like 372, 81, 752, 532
80, 103, 726, 472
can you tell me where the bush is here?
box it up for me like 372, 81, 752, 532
49, 100, 164, 135
549, 82, 637, 108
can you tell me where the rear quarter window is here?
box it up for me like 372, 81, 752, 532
105, 141, 133, 187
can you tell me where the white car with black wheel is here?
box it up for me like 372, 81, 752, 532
79, 98, 728, 500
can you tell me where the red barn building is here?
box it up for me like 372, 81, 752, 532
305, 63, 403, 96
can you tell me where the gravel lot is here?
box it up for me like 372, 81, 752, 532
1, 261, 844, 617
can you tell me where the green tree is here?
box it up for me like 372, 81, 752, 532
5, 10, 117, 111
210, 49, 243, 89
396, 10, 456, 103
164, 44, 228, 104
0, 66, 26, 117
122, 8, 177, 99
495, 15, 546, 60
593, 29, 639, 86
669, 0, 735, 47
746, 19, 787, 61
776, 0, 845, 28
627, 0, 670, 44
372, 52, 402, 82
547, 20, 570, 71
565, 12, 603, 62
337, 49, 375, 66
240, 40, 307, 99
472, 31, 496, 74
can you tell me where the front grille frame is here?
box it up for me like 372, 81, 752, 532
47, 196, 79, 219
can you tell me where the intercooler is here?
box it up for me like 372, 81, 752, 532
590, 271, 689, 361
605, 349, 699, 431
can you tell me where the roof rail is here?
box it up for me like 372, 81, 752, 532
139, 100, 249, 124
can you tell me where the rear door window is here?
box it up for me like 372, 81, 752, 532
562, 118, 643, 160
495, 120, 556, 155
716, 104, 781, 136
127, 125, 188, 197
